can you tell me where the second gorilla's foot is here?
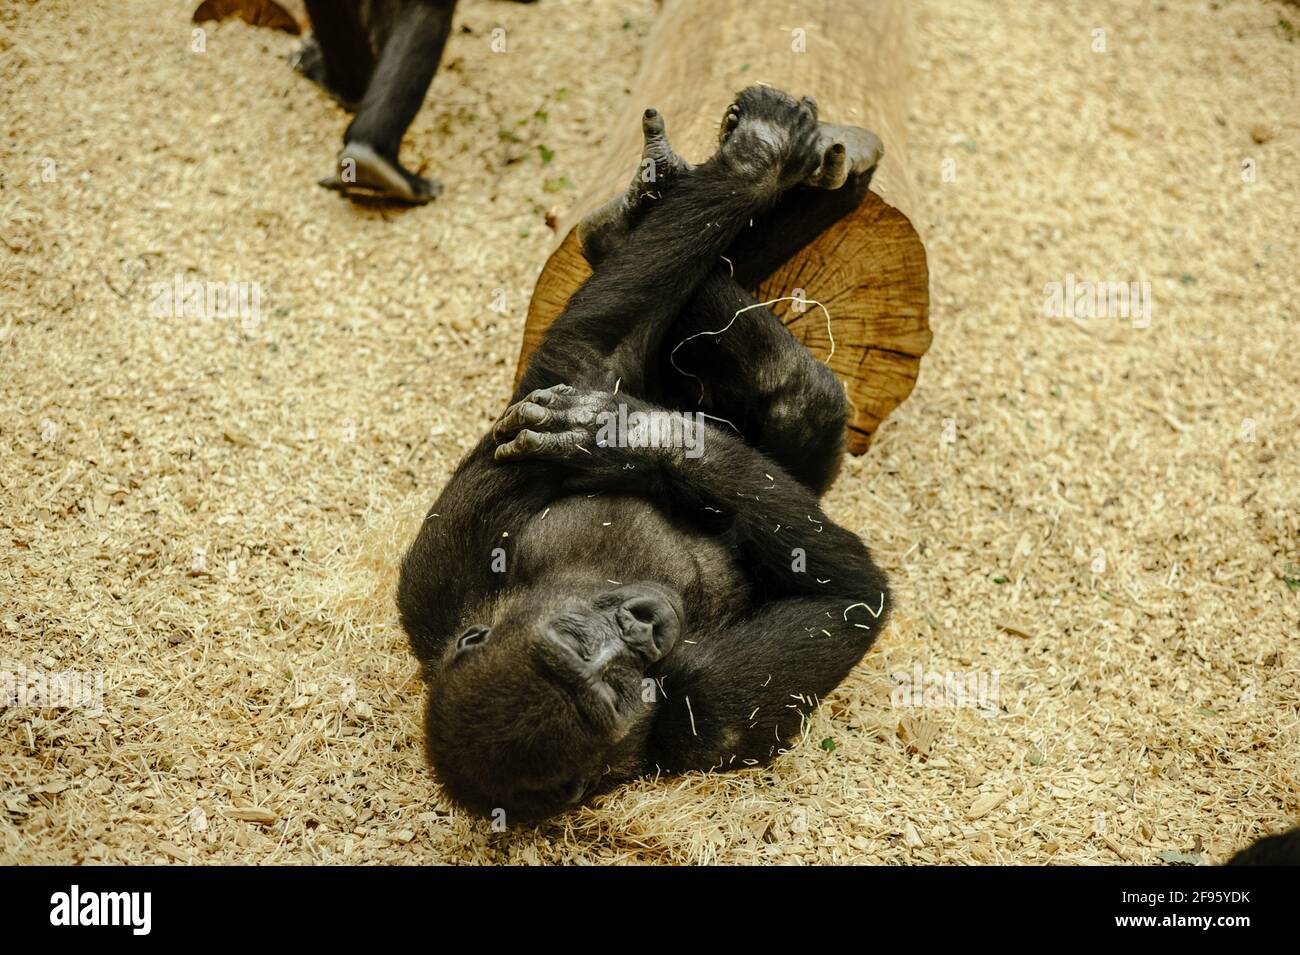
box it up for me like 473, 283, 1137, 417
318, 142, 441, 205
806, 123, 884, 189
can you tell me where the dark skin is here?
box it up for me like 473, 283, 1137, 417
296, 0, 538, 204
398, 87, 891, 824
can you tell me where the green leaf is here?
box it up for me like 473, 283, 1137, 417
820, 737, 836, 752
993, 575, 1008, 585
537, 144, 555, 165
1158, 849, 1204, 866
1196, 706, 1217, 717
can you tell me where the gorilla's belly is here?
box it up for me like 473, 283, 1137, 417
515, 493, 750, 622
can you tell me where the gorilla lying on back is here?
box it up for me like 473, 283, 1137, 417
399, 87, 890, 823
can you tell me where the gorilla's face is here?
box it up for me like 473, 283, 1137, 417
424, 581, 683, 824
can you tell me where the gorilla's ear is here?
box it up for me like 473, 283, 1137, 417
454, 625, 491, 657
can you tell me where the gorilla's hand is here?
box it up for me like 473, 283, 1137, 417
492, 385, 683, 490
493, 384, 606, 462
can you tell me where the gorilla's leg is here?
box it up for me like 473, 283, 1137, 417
567, 111, 874, 491
519, 89, 830, 400
298, 1, 375, 110
579, 116, 866, 492
322, 0, 456, 204
658, 270, 849, 495
578, 109, 693, 267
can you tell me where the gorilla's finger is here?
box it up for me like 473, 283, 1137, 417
493, 428, 590, 463
524, 384, 576, 406
493, 402, 552, 442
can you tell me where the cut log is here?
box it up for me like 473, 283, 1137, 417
516, 0, 931, 453
192, 0, 301, 33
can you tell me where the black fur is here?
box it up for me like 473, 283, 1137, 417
299, 0, 535, 202
1225, 826, 1300, 865
398, 88, 890, 823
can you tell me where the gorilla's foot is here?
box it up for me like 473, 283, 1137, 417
318, 142, 441, 205
807, 123, 884, 189
577, 107, 692, 263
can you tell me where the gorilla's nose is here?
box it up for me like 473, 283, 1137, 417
612, 584, 682, 662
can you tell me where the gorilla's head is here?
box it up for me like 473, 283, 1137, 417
423, 580, 683, 824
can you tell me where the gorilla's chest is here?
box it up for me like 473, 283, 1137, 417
514, 493, 750, 622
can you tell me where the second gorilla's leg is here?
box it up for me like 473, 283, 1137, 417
323, 0, 457, 204
299, 1, 375, 109
578, 108, 692, 267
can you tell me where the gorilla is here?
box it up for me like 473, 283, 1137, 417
399, 86, 890, 823
295, 0, 537, 203
1225, 826, 1300, 865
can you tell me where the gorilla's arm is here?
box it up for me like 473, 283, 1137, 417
648, 426, 889, 770
664, 428, 886, 599
397, 439, 562, 669
493, 391, 884, 601
647, 593, 884, 772
518, 160, 780, 401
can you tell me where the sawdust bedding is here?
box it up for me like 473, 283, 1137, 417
0, 0, 1295, 864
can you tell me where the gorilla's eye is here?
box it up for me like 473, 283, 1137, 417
456, 625, 490, 652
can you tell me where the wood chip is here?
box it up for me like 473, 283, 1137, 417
226, 807, 278, 826
157, 841, 193, 862
903, 820, 923, 848
897, 716, 941, 758
966, 790, 1010, 820
995, 616, 1036, 639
